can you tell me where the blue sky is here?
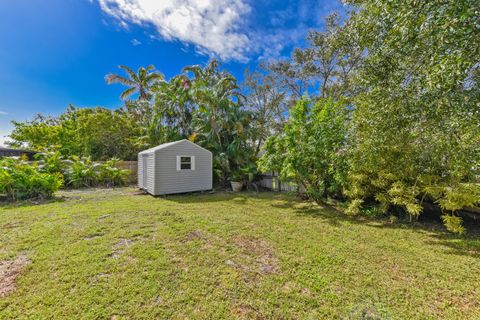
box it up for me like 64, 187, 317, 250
0, 0, 344, 146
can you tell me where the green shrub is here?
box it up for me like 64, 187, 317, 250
0, 155, 129, 202
442, 214, 466, 235
96, 158, 130, 187
62, 156, 130, 188
35, 151, 67, 174
258, 98, 350, 202
361, 206, 385, 218
0, 158, 63, 201
344, 0, 479, 233
63, 156, 98, 188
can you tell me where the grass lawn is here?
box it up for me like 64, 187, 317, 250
1, 188, 479, 319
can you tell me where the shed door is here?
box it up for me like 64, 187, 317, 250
142, 154, 148, 189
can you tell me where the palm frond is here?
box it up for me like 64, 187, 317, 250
182, 65, 204, 79
105, 74, 136, 86
138, 67, 147, 80
120, 87, 138, 100
119, 65, 138, 81
145, 72, 164, 83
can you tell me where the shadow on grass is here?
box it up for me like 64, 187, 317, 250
259, 193, 480, 258
162, 190, 272, 204
0, 196, 66, 209
141, 189, 480, 258
425, 234, 480, 258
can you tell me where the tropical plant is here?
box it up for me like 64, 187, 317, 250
35, 151, 66, 174
60, 156, 130, 189
105, 65, 164, 100
152, 75, 195, 139
96, 158, 130, 187
0, 158, 63, 201
259, 98, 350, 201
10, 61, 260, 186
148, 60, 257, 184
63, 156, 98, 188
184, 60, 256, 183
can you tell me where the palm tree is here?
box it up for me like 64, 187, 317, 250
153, 75, 194, 138
185, 60, 253, 183
184, 60, 244, 147
105, 65, 164, 100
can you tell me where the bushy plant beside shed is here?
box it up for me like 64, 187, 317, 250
0, 153, 130, 201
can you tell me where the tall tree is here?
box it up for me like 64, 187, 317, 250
185, 60, 254, 182
265, 12, 363, 103
258, 98, 350, 200
242, 68, 288, 156
105, 65, 164, 100
185, 60, 244, 147
140, 60, 256, 183
344, 0, 480, 233
152, 75, 195, 139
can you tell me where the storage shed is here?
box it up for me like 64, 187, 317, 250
138, 139, 213, 195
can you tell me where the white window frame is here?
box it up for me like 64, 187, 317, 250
176, 155, 195, 171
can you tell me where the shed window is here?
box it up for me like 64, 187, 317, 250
177, 156, 195, 171
180, 157, 191, 170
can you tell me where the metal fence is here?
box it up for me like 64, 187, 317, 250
259, 174, 304, 193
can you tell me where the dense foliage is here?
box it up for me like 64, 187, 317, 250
343, 0, 480, 233
0, 158, 63, 201
258, 98, 350, 201
35, 152, 130, 189
0, 154, 130, 201
259, 0, 479, 232
10, 106, 141, 160
10, 62, 260, 184
151, 61, 257, 183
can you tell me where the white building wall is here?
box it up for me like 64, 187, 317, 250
154, 141, 212, 195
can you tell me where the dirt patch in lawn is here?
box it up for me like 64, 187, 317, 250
230, 236, 279, 276
0, 255, 30, 297
111, 239, 134, 258
183, 230, 204, 242
1, 222, 22, 229
230, 304, 265, 319
129, 190, 149, 196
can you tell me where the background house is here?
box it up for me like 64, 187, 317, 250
0, 147, 37, 160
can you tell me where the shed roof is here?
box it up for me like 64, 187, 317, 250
139, 139, 210, 155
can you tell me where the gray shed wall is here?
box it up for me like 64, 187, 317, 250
138, 153, 156, 194
153, 141, 212, 195
138, 154, 144, 188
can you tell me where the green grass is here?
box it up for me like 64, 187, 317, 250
1, 188, 479, 319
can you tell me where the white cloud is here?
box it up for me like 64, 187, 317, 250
0, 111, 8, 115
97, 0, 252, 61
131, 38, 142, 46
94, 0, 347, 62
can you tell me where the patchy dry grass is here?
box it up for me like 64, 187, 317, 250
0, 188, 479, 319
0, 255, 30, 298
